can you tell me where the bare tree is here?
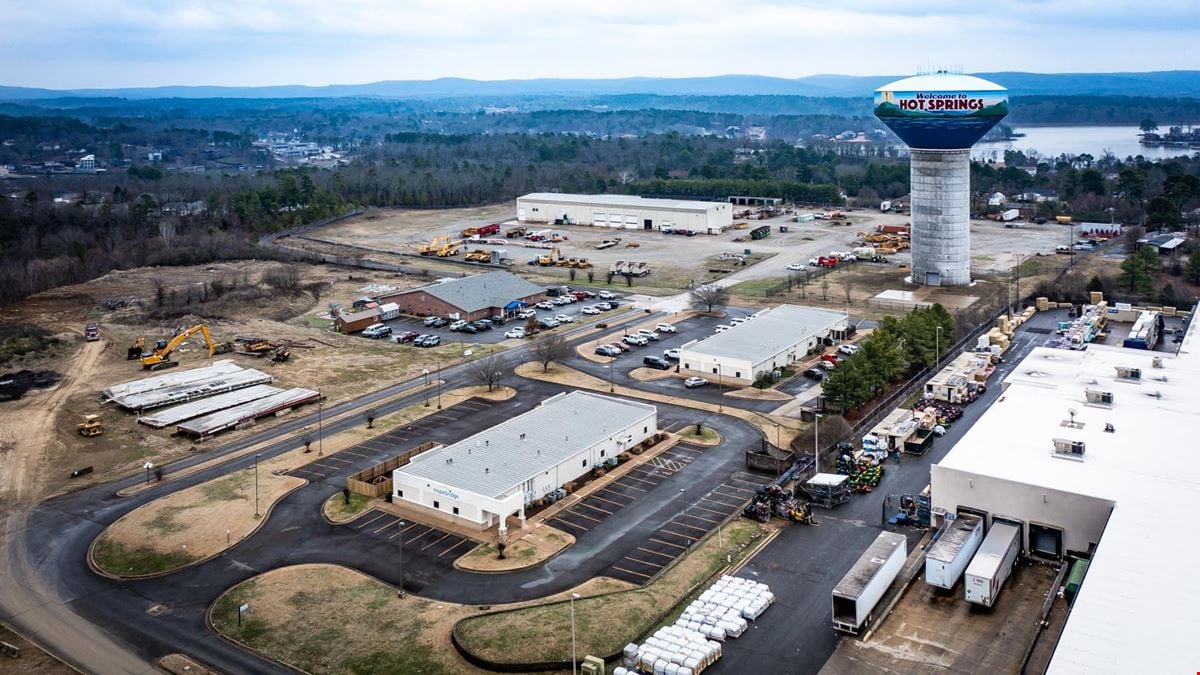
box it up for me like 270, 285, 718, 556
842, 277, 854, 304
690, 284, 730, 313
469, 354, 504, 392
820, 278, 830, 301
158, 218, 178, 249
262, 264, 301, 290
532, 333, 570, 372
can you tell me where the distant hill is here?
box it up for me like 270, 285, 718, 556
3, 71, 1200, 100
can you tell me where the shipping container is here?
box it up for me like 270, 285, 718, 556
377, 302, 400, 321
750, 225, 771, 240
832, 531, 906, 633
964, 522, 1021, 607
1002, 209, 1020, 222
1064, 558, 1090, 604
925, 513, 983, 589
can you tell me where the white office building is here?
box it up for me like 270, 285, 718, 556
392, 391, 657, 533
679, 305, 849, 385
930, 319, 1199, 673
516, 193, 733, 235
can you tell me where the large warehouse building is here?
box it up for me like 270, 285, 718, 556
929, 319, 1199, 673
678, 305, 849, 386
516, 193, 733, 235
392, 392, 657, 533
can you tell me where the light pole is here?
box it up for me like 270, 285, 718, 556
436, 359, 442, 409
143, 461, 153, 484
935, 326, 942, 369
254, 453, 261, 517
717, 365, 723, 413
423, 368, 429, 386
679, 488, 690, 547
397, 520, 406, 598
609, 356, 615, 393
317, 389, 323, 456
813, 413, 822, 474
570, 592, 581, 675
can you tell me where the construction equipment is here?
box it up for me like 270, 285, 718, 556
537, 247, 563, 266
461, 223, 500, 238
464, 249, 492, 263
419, 235, 453, 256
84, 323, 100, 341
505, 226, 527, 238
140, 324, 219, 371
127, 336, 145, 360
270, 346, 291, 363
77, 414, 104, 437
436, 238, 460, 257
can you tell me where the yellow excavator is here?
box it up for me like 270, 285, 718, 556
419, 235, 452, 256
140, 324, 219, 370
538, 247, 563, 266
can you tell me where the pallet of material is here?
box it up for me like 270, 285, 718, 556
177, 388, 320, 438
101, 360, 243, 401
137, 384, 282, 428
107, 368, 275, 411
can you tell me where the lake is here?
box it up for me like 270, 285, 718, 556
972, 125, 1198, 161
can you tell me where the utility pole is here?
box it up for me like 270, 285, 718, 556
814, 413, 822, 474
437, 359, 442, 409
397, 520, 406, 598
680, 488, 690, 547
570, 592, 581, 675
935, 326, 942, 369
254, 453, 261, 517
609, 357, 615, 393
317, 390, 323, 456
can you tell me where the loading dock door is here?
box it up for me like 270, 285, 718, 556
644, 219, 653, 230
1029, 523, 1064, 560
925, 271, 941, 286
957, 506, 990, 531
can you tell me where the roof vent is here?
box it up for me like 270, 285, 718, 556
1152, 357, 1164, 369
1085, 389, 1114, 406
1115, 366, 1141, 381
1052, 438, 1086, 460
485, 467, 489, 473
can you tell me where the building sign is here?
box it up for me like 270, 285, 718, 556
874, 90, 1009, 150
432, 485, 462, 501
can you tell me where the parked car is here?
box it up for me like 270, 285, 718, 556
837, 344, 860, 356
538, 317, 560, 329
423, 316, 444, 327
553, 296, 572, 306
598, 290, 616, 299
536, 301, 555, 310
459, 324, 479, 334
636, 329, 660, 341
415, 335, 441, 347
684, 376, 709, 388
803, 367, 826, 380
714, 324, 733, 333
392, 331, 420, 344
663, 348, 681, 361
554, 314, 575, 323
643, 355, 671, 370
475, 318, 494, 329
606, 300, 621, 308
362, 323, 391, 339
504, 327, 527, 339
786, 263, 807, 272
623, 334, 647, 346
595, 345, 621, 357
572, 291, 591, 300
819, 359, 837, 370
581, 306, 601, 315
729, 318, 747, 326
595, 302, 613, 311
517, 309, 537, 319
490, 315, 506, 325
608, 342, 631, 353
449, 320, 469, 331
655, 323, 677, 333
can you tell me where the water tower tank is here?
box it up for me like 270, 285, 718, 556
875, 72, 1008, 286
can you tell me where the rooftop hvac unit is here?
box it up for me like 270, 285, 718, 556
1052, 438, 1086, 460
1152, 357, 1164, 369
1114, 366, 1141, 381
1084, 390, 1114, 405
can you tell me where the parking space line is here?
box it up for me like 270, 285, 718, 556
684, 511, 721, 525
693, 504, 730, 517
597, 486, 637, 501
356, 513, 386, 529
588, 493, 627, 509
400, 521, 423, 534
564, 508, 603, 524
713, 487, 752, 499
371, 518, 400, 535
439, 539, 472, 557
612, 480, 648, 493
406, 526, 438, 543
648, 537, 687, 550
421, 532, 452, 551
670, 445, 704, 454
658, 526, 693, 540
625, 555, 666, 569
636, 546, 676, 560
322, 456, 354, 464
620, 473, 659, 487
611, 565, 654, 580
575, 501, 612, 517
552, 517, 589, 532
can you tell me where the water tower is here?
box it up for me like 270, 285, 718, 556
875, 72, 1008, 286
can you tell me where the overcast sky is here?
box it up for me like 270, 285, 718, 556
2, 0, 1197, 89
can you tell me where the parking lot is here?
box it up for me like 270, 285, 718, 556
345, 508, 475, 562
603, 470, 772, 584
366, 287, 632, 345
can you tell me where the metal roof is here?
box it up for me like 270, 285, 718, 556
400, 271, 544, 314
876, 73, 1006, 93
681, 305, 847, 367
927, 513, 982, 563
397, 391, 657, 499
519, 192, 726, 213
833, 531, 906, 598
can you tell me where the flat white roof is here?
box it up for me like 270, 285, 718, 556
936, 318, 1200, 673
518, 192, 725, 214
397, 391, 656, 499
682, 305, 847, 367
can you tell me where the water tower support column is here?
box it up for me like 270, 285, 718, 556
910, 148, 971, 286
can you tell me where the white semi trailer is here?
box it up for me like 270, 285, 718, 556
964, 522, 1021, 607
832, 531, 907, 633
925, 513, 984, 589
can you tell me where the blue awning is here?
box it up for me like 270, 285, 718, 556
504, 301, 526, 310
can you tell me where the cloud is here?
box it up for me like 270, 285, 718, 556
0, 0, 1195, 87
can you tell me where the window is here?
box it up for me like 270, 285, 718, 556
582, 458, 588, 467
644, 426, 648, 434
735, 371, 741, 378
452, 506, 460, 515
601, 449, 606, 457
433, 500, 440, 509
397, 490, 404, 498
713, 368, 718, 374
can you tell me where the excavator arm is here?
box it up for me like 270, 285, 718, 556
141, 324, 216, 369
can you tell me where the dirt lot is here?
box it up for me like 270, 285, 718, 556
0, 261, 501, 508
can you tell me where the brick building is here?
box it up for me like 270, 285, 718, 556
382, 271, 545, 321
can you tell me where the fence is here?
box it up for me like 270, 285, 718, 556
346, 441, 439, 499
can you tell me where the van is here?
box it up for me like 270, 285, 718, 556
423, 316, 443, 327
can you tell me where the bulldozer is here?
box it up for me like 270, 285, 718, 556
537, 247, 562, 266
464, 249, 492, 263
127, 336, 145, 360
419, 235, 452, 256
140, 324, 219, 371
77, 414, 104, 437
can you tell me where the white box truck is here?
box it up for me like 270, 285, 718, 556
1002, 208, 1020, 222
964, 522, 1021, 607
832, 531, 907, 633
925, 513, 984, 589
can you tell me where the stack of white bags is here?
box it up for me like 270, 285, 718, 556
615, 576, 774, 673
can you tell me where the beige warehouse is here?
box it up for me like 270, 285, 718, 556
516, 192, 733, 235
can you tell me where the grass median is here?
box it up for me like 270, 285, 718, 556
454, 519, 765, 665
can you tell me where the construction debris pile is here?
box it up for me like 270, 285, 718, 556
837, 454, 884, 493
913, 400, 963, 428
617, 576, 775, 674
742, 483, 812, 523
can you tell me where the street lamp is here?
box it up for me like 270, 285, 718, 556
422, 368, 429, 386
679, 488, 690, 547
317, 389, 324, 456
935, 326, 942, 369
717, 365, 723, 413
254, 453, 261, 517
813, 413, 822, 474
436, 359, 442, 409
143, 461, 153, 484
397, 520, 406, 598
609, 356, 615, 393
570, 592, 581, 675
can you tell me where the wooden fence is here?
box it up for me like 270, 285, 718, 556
346, 441, 439, 499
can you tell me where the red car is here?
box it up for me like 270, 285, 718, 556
393, 331, 420, 344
